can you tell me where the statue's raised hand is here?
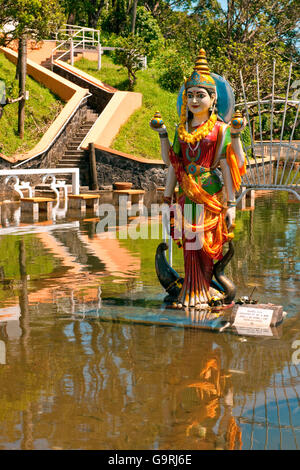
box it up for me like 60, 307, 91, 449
230, 110, 246, 135
149, 111, 168, 134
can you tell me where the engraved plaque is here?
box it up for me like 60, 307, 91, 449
231, 304, 283, 327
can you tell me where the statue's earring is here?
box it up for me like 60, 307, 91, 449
209, 103, 214, 114
209, 100, 216, 115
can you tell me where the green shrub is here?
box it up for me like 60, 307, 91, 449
241, 125, 252, 150
113, 34, 150, 90
155, 49, 193, 93
134, 6, 164, 44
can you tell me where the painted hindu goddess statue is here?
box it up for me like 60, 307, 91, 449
151, 49, 246, 309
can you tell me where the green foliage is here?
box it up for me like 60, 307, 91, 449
154, 46, 193, 92
134, 6, 164, 44
74, 55, 178, 159
155, 0, 299, 101
113, 34, 150, 90
241, 125, 252, 152
100, 0, 128, 35
0, 0, 64, 45
0, 53, 64, 156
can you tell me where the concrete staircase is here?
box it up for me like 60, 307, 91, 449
55, 106, 99, 186
35, 48, 103, 190
39, 51, 98, 186
40, 50, 83, 70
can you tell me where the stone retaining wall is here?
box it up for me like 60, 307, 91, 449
53, 62, 114, 113
93, 146, 167, 190
33, 102, 89, 169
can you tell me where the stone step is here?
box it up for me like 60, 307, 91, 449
82, 121, 96, 127
85, 114, 98, 121
66, 145, 80, 151
64, 150, 86, 156
64, 148, 85, 153
73, 133, 87, 138
75, 132, 91, 137
80, 126, 95, 132
68, 139, 83, 144
61, 155, 85, 161
57, 160, 84, 165
59, 160, 86, 166
57, 163, 86, 168
59, 157, 85, 163
79, 126, 95, 132
81, 120, 97, 126
61, 160, 85, 166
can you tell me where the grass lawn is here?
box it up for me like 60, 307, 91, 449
0, 53, 64, 158
74, 55, 180, 160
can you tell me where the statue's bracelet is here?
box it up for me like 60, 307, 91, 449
227, 200, 237, 207
231, 132, 241, 139
159, 132, 168, 139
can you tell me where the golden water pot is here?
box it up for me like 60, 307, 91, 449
151, 111, 164, 129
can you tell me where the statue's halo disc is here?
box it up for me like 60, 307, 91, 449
177, 73, 235, 123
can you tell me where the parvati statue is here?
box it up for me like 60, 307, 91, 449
151, 49, 246, 309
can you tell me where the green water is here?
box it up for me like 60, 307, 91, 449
0, 193, 299, 450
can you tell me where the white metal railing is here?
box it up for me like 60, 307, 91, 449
56, 24, 99, 38
51, 24, 102, 70
51, 24, 147, 71
235, 61, 300, 202
0, 168, 80, 195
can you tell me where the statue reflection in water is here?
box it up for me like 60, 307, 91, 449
178, 333, 242, 450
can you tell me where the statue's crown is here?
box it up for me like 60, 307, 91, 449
185, 49, 216, 90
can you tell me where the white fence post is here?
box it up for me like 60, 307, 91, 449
70, 38, 74, 66
98, 43, 102, 70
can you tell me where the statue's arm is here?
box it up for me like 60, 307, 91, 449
149, 120, 171, 166
214, 123, 237, 228
159, 132, 171, 166
164, 165, 177, 202
219, 159, 236, 229
230, 124, 245, 168
212, 123, 228, 168
212, 119, 246, 170
150, 119, 179, 202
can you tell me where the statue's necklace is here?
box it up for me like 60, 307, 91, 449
185, 129, 202, 175
178, 113, 217, 146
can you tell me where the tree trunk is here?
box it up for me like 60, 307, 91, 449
15, 39, 22, 81
88, 0, 105, 29
18, 35, 27, 139
131, 0, 138, 34
67, 12, 76, 25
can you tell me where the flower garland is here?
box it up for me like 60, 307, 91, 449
178, 89, 217, 145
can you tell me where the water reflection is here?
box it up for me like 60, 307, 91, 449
0, 193, 299, 450
0, 297, 299, 450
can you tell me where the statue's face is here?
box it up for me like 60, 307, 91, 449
186, 87, 214, 115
